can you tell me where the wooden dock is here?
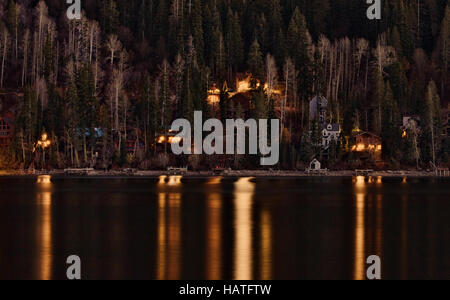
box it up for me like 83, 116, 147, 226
355, 169, 374, 176
64, 168, 95, 175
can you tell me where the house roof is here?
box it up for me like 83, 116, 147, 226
322, 123, 340, 132
354, 131, 381, 139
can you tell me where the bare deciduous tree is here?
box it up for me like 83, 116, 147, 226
265, 54, 278, 100
106, 34, 122, 66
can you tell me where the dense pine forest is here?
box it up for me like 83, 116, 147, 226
0, 0, 449, 170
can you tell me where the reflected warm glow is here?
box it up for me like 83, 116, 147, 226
401, 195, 408, 279
376, 194, 383, 258
167, 176, 182, 186
157, 193, 167, 280
167, 193, 181, 279
260, 209, 272, 280
37, 175, 52, 185
206, 191, 222, 280
37, 191, 52, 280
207, 177, 222, 185
233, 177, 255, 280
354, 177, 365, 280
157, 192, 182, 280
158, 175, 167, 185
158, 175, 183, 186
354, 176, 365, 189
402, 177, 407, 184
376, 176, 382, 185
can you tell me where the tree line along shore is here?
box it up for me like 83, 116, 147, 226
0, 0, 449, 171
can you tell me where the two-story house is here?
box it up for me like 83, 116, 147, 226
322, 123, 341, 150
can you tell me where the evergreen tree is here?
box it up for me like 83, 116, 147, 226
421, 80, 442, 164
100, 0, 120, 35
381, 83, 401, 161
247, 39, 264, 87
225, 9, 244, 78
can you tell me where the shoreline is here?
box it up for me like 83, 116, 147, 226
0, 169, 447, 178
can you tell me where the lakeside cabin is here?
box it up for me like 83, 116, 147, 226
351, 132, 382, 161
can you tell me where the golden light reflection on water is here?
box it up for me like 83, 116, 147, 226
206, 189, 222, 280
158, 175, 167, 185
376, 176, 382, 185
36, 178, 53, 280
401, 194, 408, 279
157, 193, 167, 280
376, 194, 383, 262
158, 175, 183, 186
157, 185, 182, 280
37, 175, 52, 185
353, 176, 384, 280
354, 176, 366, 280
260, 209, 272, 280
207, 177, 222, 185
168, 176, 183, 186
233, 177, 255, 280
167, 193, 181, 279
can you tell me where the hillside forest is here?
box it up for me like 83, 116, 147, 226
0, 0, 449, 170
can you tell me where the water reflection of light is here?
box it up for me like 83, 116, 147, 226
376, 194, 383, 260
157, 191, 182, 280
353, 177, 365, 280
37, 191, 52, 280
158, 175, 167, 185
157, 193, 167, 280
260, 209, 272, 280
37, 175, 52, 185
206, 191, 222, 280
207, 177, 222, 185
355, 176, 365, 187
402, 177, 407, 184
167, 176, 182, 186
167, 193, 181, 279
233, 177, 255, 280
376, 176, 382, 185
401, 195, 408, 279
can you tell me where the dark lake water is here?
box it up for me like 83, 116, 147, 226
0, 176, 449, 280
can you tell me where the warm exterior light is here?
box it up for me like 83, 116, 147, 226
157, 136, 166, 143
356, 144, 365, 151
402, 130, 407, 138
237, 79, 251, 93
37, 132, 51, 149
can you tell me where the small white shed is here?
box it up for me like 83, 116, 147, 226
309, 159, 321, 171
